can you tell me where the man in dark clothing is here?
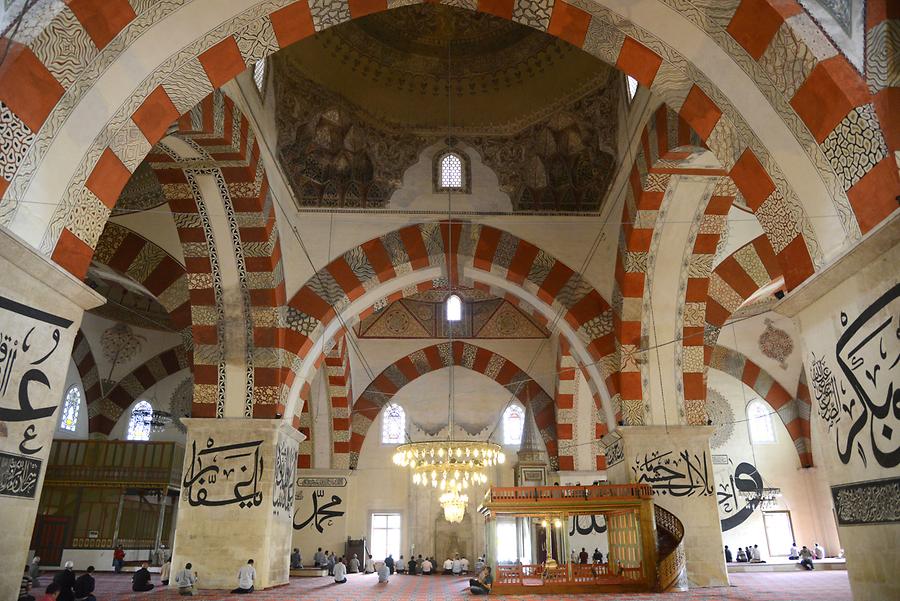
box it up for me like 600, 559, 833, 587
73, 566, 96, 601
724, 546, 733, 563
578, 548, 589, 564
52, 562, 76, 601
131, 562, 154, 592
385, 555, 395, 574
592, 549, 602, 563
19, 565, 35, 601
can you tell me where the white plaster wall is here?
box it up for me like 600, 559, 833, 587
109, 210, 185, 266
716, 310, 803, 395
78, 313, 182, 383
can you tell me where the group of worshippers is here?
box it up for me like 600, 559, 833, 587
724, 542, 826, 569
441, 555, 471, 575
329, 555, 390, 585
19, 562, 96, 601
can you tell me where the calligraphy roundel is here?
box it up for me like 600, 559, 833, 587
706, 388, 735, 448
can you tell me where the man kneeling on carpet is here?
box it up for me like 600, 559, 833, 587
231, 559, 256, 594
469, 566, 492, 595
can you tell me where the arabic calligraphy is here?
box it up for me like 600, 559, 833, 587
831, 477, 900, 525
716, 461, 763, 531
293, 489, 345, 533
0, 296, 72, 423
569, 514, 607, 537
810, 284, 899, 469
182, 437, 264, 508
272, 439, 297, 515
0, 450, 41, 498
605, 439, 624, 468
632, 449, 714, 497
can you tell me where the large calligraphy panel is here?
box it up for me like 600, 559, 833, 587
0, 451, 41, 498
272, 439, 297, 516
809, 283, 899, 469
831, 477, 900, 525
182, 438, 264, 508
291, 475, 350, 557
632, 449, 715, 497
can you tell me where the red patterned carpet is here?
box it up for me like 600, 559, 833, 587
34, 571, 852, 601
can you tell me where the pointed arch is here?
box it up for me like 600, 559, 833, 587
349, 341, 558, 470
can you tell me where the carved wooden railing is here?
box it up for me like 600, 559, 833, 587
654, 505, 687, 592
487, 483, 653, 503
494, 562, 643, 586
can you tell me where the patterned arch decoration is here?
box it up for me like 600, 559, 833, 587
146, 91, 286, 420
283, 221, 615, 425
91, 221, 192, 358
709, 344, 812, 467
349, 340, 559, 470
704, 234, 783, 362
0, 0, 894, 297
324, 334, 352, 469
88, 346, 191, 436
612, 104, 735, 425
71, 330, 101, 422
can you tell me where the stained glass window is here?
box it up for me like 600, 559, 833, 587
381, 403, 405, 444
503, 404, 525, 445
748, 400, 775, 443
59, 385, 80, 432
127, 400, 153, 441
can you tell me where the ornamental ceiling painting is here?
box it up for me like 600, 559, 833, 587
357, 290, 550, 339
274, 4, 619, 213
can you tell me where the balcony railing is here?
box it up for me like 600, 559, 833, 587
495, 562, 643, 586
486, 483, 653, 503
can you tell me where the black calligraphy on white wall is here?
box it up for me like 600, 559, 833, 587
632, 450, 714, 497
716, 460, 763, 531
569, 514, 607, 537
809, 283, 899, 469
182, 437, 264, 508
831, 477, 900, 525
0, 296, 71, 424
293, 489, 345, 532
0, 450, 41, 498
605, 439, 624, 468
272, 439, 297, 516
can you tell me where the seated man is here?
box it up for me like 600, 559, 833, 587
174, 563, 198, 596
73, 566, 96, 601
469, 566, 492, 595
19, 565, 35, 601
460, 556, 469, 574
799, 546, 814, 571
231, 559, 255, 594
443, 558, 453, 575
788, 543, 799, 560
364, 555, 376, 574
132, 562, 154, 592
452, 555, 462, 576
348, 554, 360, 574
37, 582, 61, 601
421, 558, 433, 575
333, 558, 348, 584
290, 548, 303, 569
396, 555, 406, 574
377, 561, 390, 584
160, 557, 172, 586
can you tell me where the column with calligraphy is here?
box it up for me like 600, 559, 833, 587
603, 425, 727, 587
0, 230, 104, 601
171, 418, 301, 589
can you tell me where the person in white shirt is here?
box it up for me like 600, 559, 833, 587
460, 556, 469, 574
364, 554, 376, 574
348, 554, 360, 574
788, 543, 799, 560
332, 558, 347, 584
452, 555, 462, 575
750, 545, 762, 562
230, 559, 256, 594
396, 555, 407, 574
377, 562, 390, 584
814, 543, 825, 559
174, 563, 198, 596
421, 558, 433, 575
442, 558, 453, 574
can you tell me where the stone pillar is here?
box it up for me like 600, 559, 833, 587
0, 230, 103, 601
604, 425, 727, 587
171, 418, 302, 590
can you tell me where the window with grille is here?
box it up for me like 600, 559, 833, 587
127, 400, 153, 441
446, 294, 462, 322
434, 150, 470, 193
59, 385, 81, 432
748, 400, 775, 443
382, 403, 405, 445
503, 404, 525, 445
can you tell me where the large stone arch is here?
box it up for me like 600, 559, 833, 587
349, 340, 559, 470
0, 0, 894, 291
280, 221, 617, 427
709, 343, 812, 467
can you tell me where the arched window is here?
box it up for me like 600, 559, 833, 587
747, 400, 775, 443
382, 403, 405, 445
446, 294, 462, 322
59, 385, 81, 432
127, 401, 153, 441
433, 150, 470, 193
253, 60, 266, 93
503, 404, 525, 445
625, 75, 639, 102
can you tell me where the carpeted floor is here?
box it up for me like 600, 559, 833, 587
31, 570, 852, 601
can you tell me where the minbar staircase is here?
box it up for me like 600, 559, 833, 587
654, 505, 687, 592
